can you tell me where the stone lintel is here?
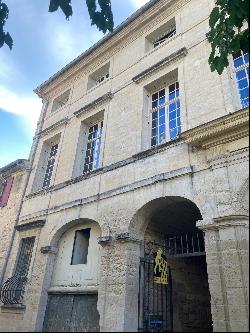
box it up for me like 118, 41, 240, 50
39, 118, 69, 137
181, 108, 249, 149
197, 215, 249, 231
40, 246, 58, 254
15, 220, 46, 232
132, 47, 188, 83
74, 92, 113, 117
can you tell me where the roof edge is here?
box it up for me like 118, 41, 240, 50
0, 159, 30, 176
34, 0, 161, 96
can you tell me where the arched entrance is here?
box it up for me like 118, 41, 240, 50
42, 219, 101, 332
136, 197, 212, 332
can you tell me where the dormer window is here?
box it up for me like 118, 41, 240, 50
88, 63, 110, 90
51, 89, 70, 113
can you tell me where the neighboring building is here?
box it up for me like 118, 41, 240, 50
0, 160, 29, 281
0, 0, 249, 332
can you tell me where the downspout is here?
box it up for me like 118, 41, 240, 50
0, 98, 49, 285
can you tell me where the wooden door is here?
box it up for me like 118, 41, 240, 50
43, 294, 100, 332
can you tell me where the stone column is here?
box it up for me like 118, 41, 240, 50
198, 215, 249, 332
98, 234, 141, 332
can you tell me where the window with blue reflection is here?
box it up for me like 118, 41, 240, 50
151, 81, 181, 147
233, 51, 249, 108
83, 121, 103, 174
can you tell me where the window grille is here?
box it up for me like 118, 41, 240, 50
151, 82, 181, 147
153, 28, 176, 48
42, 144, 59, 188
233, 50, 249, 108
0, 237, 35, 305
96, 73, 109, 85
83, 121, 103, 174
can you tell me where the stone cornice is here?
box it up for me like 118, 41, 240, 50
0, 160, 30, 177
181, 108, 249, 149
34, 0, 192, 97
15, 220, 46, 232
74, 92, 113, 117
197, 215, 249, 231
39, 118, 69, 137
132, 47, 188, 83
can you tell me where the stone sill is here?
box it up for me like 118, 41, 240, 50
1, 304, 26, 314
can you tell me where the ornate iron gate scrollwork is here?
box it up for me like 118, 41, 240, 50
138, 240, 173, 332
0, 275, 28, 305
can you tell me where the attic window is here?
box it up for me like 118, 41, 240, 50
146, 18, 176, 52
88, 63, 110, 90
153, 28, 176, 48
71, 229, 91, 265
52, 90, 70, 112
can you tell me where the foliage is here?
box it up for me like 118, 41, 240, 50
0, 0, 13, 49
208, 0, 249, 75
0, 0, 114, 50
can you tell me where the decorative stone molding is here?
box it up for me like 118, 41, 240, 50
40, 246, 58, 254
197, 215, 249, 231
15, 220, 46, 232
181, 108, 249, 149
74, 92, 113, 117
97, 236, 113, 245
132, 47, 188, 83
38, 118, 69, 137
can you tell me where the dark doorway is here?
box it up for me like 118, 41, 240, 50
137, 197, 213, 332
43, 293, 100, 332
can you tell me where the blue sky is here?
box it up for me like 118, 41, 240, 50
0, 0, 149, 168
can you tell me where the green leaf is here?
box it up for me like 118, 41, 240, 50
209, 7, 220, 28
4, 31, 13, 49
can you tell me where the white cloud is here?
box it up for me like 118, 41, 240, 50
129, 0, 150, 9
0, 85, 42, 137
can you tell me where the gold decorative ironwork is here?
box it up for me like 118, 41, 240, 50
154, 248, 168, 285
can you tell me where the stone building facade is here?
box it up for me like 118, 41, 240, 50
0, 160, 29, 283
0, 0, 249, 332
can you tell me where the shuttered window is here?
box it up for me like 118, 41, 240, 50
0, 177, 14, 208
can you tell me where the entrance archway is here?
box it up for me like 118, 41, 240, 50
136, 197, 212, 332
42, 219, 101, 332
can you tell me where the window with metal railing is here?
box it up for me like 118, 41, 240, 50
153, 28, 176, 48
0, 237, 35, 305
233, 50, 249, 108
42, 144, 59, 188
151, 82, 181, 147
83, 121, 103, 174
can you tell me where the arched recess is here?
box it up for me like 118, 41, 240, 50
132, 196, 213, 333
42, 218, 102, 332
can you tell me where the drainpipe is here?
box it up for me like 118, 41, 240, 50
0, 98, 49, 285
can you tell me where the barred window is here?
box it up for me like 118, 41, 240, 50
151, 82, 181, 147
153, 28, 176, 48
43, 144, 59, 188
233, 51, 249, 108
15, 237, 35, 278
83, 122, 103, 174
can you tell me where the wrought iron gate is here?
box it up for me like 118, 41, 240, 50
138, 230, 205, 332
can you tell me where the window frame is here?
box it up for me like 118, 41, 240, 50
83, 121, 104, 174
232, 50, 249, 109
153, 28, 177, 49
42, 143, 59, 189
14, 237, 36, 278
150, 81, 181, 147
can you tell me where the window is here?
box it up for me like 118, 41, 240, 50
0, 177, 14, 208
153, 28, 176, 48
151, 82, 181, 147
87, 63, 110, 90
52, 90, 70, 113
42, 144, 59, 188
233, 50, 249, 108
71, 229, 91, 265
14, 237, 35, 278
83, 121, 103, 174
146, 18, 176, 52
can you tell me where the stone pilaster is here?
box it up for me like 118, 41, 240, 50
98, 235, 141, 332
198, 215, 249, 332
